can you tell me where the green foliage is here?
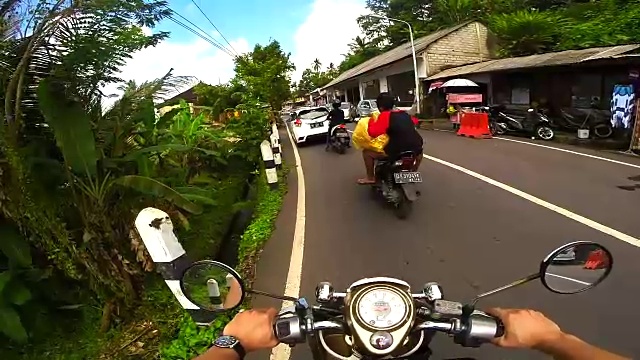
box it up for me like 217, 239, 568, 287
488, 10, 568, 57
295, 59, 340, 96
238, 166, 288, 265
159, 165, 287, 360
349, 0, 640, 61
1, 0, 288, 357
192, 82, 245, 119
233, 40, 295, 110
160, 313, 233, 360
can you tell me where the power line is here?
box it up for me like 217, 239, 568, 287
190, 0, 238, 56
168, 15, 234, 58
171, 11, 235, 57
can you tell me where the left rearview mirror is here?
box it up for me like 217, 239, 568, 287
180, 260, 246, 312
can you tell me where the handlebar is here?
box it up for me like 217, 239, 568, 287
273, 305, 504, 346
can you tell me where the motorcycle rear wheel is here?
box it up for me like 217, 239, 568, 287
593, 123, 613, 138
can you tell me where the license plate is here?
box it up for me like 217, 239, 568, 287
394, 172, 422, 184
310, 122, 324, 129
336, 132, 349, 137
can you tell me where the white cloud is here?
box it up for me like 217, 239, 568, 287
101, 28, 249, 108
291, 0, 368, 81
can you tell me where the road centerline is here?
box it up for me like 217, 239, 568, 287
493, 137, 640, 169
546, 273, 591, 286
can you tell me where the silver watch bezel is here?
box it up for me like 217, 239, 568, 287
214, 335, 240, 349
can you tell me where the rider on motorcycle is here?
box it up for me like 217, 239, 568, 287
357, 92, 423, 185
326, 98, 346, 151
194, 308, 629, 360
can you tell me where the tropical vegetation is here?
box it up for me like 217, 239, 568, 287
0, 0, 293, 358
327, 0, 640, 76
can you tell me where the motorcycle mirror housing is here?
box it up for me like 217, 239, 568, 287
539, 241, 613, 294
179, 260, 246, 312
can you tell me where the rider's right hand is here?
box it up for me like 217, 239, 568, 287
223, 308, 279, 353
486, 308, 564, 349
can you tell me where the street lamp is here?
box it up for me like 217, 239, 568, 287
367, 14, 420, 114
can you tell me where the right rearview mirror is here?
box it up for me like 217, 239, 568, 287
540, 241, 612, 294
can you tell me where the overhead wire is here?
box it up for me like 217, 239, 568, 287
170, 11, 235, 57
167, 15, 235, 58
189, 0, 239, 56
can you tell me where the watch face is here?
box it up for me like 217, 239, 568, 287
215, 335, 239, 348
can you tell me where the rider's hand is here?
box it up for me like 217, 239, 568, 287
486, 308, 564, 349
223, 308, 279, 352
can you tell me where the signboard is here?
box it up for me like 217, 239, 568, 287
428, 81, 444, 94
631, 98, 640, 151
446, 93, 483, 103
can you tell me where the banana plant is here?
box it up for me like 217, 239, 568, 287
37, 77, 205, 215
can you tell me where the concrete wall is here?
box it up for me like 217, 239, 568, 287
423, 22, 493, 77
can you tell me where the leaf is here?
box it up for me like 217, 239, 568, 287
0, 306, 28, 342
0, 225, 31, 267
123, 144, 193, 161
180, 194, 217, 206
7, 281, 31, 306
0, 272, 11, 294
37, 78, 98, 176
114, 175, 203, 214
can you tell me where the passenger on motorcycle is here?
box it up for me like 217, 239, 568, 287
357, 92, 423, 185
193, 307, 629, 360
326, 98, 346, 151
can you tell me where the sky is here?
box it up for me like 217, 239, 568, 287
102, 0, 370, 102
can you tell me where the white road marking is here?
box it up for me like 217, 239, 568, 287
546, 273, 591, 286
423, 154, 640, 248
494, 137, 640, 169
271, 125, 307, 360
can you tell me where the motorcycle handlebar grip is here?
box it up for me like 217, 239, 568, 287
273, 315, 305, 344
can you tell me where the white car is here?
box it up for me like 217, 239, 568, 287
290, 107, 329, 144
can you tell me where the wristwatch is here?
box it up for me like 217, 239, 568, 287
213, 335, 246, 359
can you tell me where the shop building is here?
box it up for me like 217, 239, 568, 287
426, 44, 640, 116
322, 21, 494, 110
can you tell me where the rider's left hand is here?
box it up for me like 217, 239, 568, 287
224, 308, 279, 352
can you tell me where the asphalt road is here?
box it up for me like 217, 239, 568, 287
249, 125, 640, 360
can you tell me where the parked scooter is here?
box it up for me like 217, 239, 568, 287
328, 124, 350, 154
553, 107, 613, 139
371, 151, 421, 219
481, 105, 555, 140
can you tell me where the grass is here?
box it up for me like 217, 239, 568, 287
159, 165, 289, 359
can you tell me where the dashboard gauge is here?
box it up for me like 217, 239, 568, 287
357, 288, 407, 329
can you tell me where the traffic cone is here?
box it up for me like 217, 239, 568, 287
583, 250, 608, 270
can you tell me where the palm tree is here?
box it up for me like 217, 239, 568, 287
349, 36, 369, 53
312, 58, 322, 72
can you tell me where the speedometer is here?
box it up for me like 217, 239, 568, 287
357, 288, 407, 329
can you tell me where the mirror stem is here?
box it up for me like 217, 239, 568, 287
248, 289, 299, 302
471, 272, 540, 306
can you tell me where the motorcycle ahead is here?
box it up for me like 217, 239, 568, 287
329, 124, 351, 154
179, 241, 613, 360
372, 151, 422, 219
482, 105, 555, 140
